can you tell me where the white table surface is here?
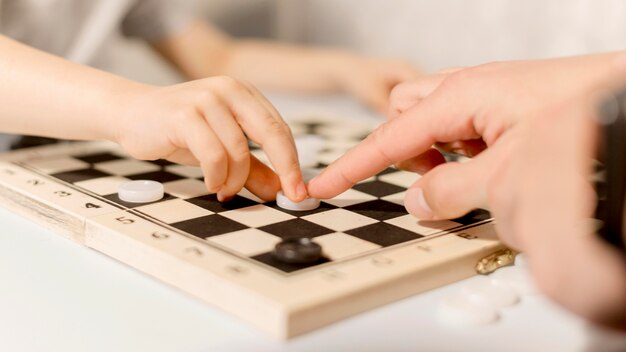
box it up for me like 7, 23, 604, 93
1, 95, 625, 352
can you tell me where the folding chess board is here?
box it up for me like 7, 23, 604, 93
0, 116, 508, 339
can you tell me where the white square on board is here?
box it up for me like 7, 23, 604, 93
94, 159, 160, 176
381, 191, 407, 206
135, 199, 213, 223
385, 214, 460, 236
207, 228, 281, 256
220, 204, 295, 228
378, 170, 420, 188
313, 232, 381, 260
163, 178, 210, 198
302, 208, 377, 232
28, 157, 89, 174
75, 176, 130, 195
324, 188, 377, 207
166, 164, 204, 178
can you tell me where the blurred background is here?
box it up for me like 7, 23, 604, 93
96, 0, 626, 85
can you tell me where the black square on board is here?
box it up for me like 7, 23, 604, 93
185, 194, 257, 213
344, 199, 407, 221
376, 167, 399, 176
127, 170, 184, 183
74, 152, 123, 164
452, 208, 492, 225
352, 180, 405, 198
345, 222, 423, 247
171, 214, 247, 238
258, 218, 334, 239
148, 159, 174, 167
52, 168, 111, 184
102, 193, 176, 208
251, 251, 329, 273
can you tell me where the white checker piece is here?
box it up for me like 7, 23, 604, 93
207, 228, 281, 256
220, 204, 295, 228
313, 232, 381, 260
302, 208, 377, 232
163, 178, 210, 198
385, 215, 461, 236
323, 188, 377, 207
378, 170, 421, 188
165, 164, 204, 179
94, 159, 160, 176
28, 156, 89, 174
75, 176, 130, 195
135, 199, 213, 224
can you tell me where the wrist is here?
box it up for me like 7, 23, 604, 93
98, 78, 154, 144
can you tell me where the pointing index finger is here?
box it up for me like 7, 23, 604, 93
307, 107, 438, 199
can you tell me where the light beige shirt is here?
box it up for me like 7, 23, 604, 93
0, 0, 195, 64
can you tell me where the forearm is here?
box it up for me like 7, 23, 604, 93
153, 21, 353, 93
0, 35, 145, 141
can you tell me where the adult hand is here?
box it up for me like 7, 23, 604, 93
115, 76, 306, 202
492, 94, 626, 329
308, 53, 626, 220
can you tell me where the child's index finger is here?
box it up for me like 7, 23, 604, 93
307, 111, 438, 199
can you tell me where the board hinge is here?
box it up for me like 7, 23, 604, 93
475, 248, 516, 274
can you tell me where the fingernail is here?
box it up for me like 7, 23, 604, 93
406, 188, 434, 219
296, 181, 308, 201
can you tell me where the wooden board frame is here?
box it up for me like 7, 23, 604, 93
0, 142, 506, 339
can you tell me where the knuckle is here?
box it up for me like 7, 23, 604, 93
175, 108, 200, 126
265, 117, 290, 135
231, 138, 251, 163
213, 75, 242, 91
194, 90, 219, 105
369, 124, 395, 165
205, 148, 228, 166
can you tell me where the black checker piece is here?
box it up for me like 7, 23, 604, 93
258, 218, 333, 240
171, 214, 247, 238
103, 193, 176, 208
344, 199, 406, 221
266, 200, 337, 217
345, 222, 423, 247
452, 209, 491, 225
185, 194, 257, 213
74, 152, 124, 164
52, 168, 111, 183
252, 251, 329, 273
352, 180, 405, 198
127, 170, 184, 183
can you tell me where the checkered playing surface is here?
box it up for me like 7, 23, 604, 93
25, 118, 491, 274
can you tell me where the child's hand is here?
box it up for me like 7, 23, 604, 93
335, 55, 421, 114
115, 76, 307, 202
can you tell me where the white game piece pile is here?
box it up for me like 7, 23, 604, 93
436, 252, 540, 327
118, 180, 164, 203
462, 278, 519, 308
491, 266, 538, 296
437, 294, 500, 326
276, 191, 320, 211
